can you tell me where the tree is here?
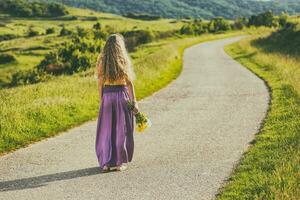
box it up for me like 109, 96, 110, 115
248, 11, 279, 27
232, 17, 248, 30
208, 17, 231, 33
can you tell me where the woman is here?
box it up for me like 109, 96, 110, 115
95, 33, 139, 173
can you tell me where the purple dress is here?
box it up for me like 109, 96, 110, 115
95, 85, 134, 168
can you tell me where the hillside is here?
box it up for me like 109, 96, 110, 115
35, 0, 300, 19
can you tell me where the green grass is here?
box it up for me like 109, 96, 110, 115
217, 33, 300, 199
0, 31, 244, 155
0, 6, 186, 86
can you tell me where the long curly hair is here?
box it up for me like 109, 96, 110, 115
97, 33, 135, 82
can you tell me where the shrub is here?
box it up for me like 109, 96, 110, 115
124, 12, 161, 20
46, 27, 55, 34
38, 33, 104, 75
208, 17, 231, 33
76, 26, 89, 38
231, 17, 248, 30
60, 26, 72, 36
248, 11, 279, 27
0, 0, 68, 18
180, 24, 194, 35
10, 68, 50, 86
279, 12, 288, 28
81, 16, 98, 21
56, 15, 78, 21
0, 53, 16, 64
93, 22, 101, 30
179, 19, 208, 35
0, 34, 18, 42
27, 27, 39, 37
121, 30, 154, 51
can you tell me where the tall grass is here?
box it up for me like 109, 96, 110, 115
0, 31, 244, 155
217, 33, 300, 199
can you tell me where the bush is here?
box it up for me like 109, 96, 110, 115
27, 27, 39, 37
208, 17, 231, 33
279, 12, 288, 28
93, 22, 101, 30
0, 53, 16, 64
81, 16, 98, 21
0, 34, 18, 42
38, 33, 104, 75
180, 24, 194, 35
60, 26, 72, 36
46, 27, 55, 34
179, 19, 209, 35
124, 12, 161, 20
248, 11, 279, 27
121, 30, 154, 51
10, 68, 50, 86
56, 15, 78, 21
0, 0, 68, 18
231, 17, 248, 30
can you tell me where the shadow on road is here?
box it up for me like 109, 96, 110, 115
0, 167, 102, 192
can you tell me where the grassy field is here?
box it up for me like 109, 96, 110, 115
0, 6, 185, 86
0, 4, 245, 155
217, 24, 300, 199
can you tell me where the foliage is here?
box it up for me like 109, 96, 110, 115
179, 17, 232, 35
180, 19, 208, 35
231, 17, 248, 30
38, 33, 103, 75
121, 30, 155, 51
0, 53, 16, 64
27, 27, 40, 37
248, 11, 279, 27
0, 0, 68, 18
124, 12, 161, 20
0, 34, 18, 42
46, 27, 55, 34
208, 17, 231, 33
278, 12, 289, 28
252, 21, 300, 58
93, 22, 101, 30
59, 26, 73, 36
34, 0, 300, 19
10, 68, 50, 86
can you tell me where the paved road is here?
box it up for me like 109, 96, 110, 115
0, 36, 269, 200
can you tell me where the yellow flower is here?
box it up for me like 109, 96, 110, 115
136, 122, 147, 133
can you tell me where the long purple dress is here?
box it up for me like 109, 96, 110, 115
95, 85, 134, 169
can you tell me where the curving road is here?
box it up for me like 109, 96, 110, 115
0, 36, 269, 200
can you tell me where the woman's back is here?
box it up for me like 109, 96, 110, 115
104, 77, 127, 86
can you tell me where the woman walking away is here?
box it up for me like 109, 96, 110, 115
95, 33, 139, 173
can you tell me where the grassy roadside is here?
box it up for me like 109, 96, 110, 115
0, 31, 244, 156
217, 35, 300, 199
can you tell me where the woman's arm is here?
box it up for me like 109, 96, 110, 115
97, 55, 104, 100
126, 78, 139, 114
98, 76, 103, 100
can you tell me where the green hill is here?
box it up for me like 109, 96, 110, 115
35, 0, 300, 19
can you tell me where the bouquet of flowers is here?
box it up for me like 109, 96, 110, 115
127, 100, 152, 133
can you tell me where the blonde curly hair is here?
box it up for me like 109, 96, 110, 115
96, 33, 135, 83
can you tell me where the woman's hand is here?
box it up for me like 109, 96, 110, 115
132, 101, 139, 114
